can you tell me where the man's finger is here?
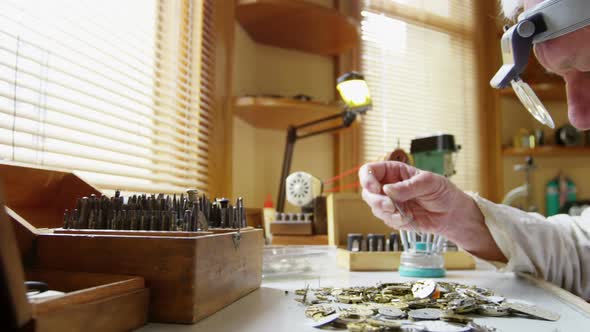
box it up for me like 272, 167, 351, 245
383, 171, 442, 202
362, 189, 395, 213
359, 162, 416, 194
371, 206, 406, 229
358, 163, 385, 194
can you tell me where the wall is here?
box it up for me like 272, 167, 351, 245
501, 97, 590, 215
232, 21, 336, 211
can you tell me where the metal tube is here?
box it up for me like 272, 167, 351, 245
296, 124, 347, 140
294, 112, 343, 130
277, 127, 297, 212
400, 230, 409, 251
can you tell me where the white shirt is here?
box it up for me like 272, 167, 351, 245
470, 193, 590, 300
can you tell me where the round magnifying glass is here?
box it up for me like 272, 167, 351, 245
511, 78, 555, 129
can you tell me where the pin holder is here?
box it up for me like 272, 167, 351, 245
270, 212, 314, 236
399, 231, 446, 278
275, 212, 314, 223
346, 232, 401, 253
328, 192, 475, 272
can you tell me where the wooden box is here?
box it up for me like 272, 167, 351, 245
270, 221, 313, 235
327, 192, 475, 271
0, 181, 148, 332
0, 163, 264, 323
25, 270, 149, 331
271, 234, 328, 245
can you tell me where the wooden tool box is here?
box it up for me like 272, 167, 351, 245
0, 163, 264, 324
327, 192, 475, 271
0, 180, 149, 331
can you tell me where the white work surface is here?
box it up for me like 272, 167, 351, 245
139, 247, 590, 331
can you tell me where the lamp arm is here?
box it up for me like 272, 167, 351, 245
276, 126, 297, 213
297, 124, 349, 140
276, 108, 368, 212
294, 112, 344, 130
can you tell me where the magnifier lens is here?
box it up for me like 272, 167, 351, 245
511, 79, 555, 129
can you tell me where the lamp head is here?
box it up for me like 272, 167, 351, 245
337, 71, 372, 111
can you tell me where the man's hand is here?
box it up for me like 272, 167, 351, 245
358, 161, 506, 261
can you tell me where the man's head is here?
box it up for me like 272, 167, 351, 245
501, 0, 590, 129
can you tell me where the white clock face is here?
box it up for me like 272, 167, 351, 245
286, 172, 317, 207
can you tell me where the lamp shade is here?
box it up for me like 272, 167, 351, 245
336, 72, 372, 109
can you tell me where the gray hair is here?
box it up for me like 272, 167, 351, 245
501, 0, 524, 18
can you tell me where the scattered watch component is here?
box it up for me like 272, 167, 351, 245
338, 294, 364, 304
412, 280, 437, 299
483, 295, 505, 305
25, 281, 48, 294
296, 279, 560, 331
366, 316, 403, 329
408, 308, 443, 320
477, 304, 509, 317
501, 302, 560, 321
346, 322, 375, 332
345, 307, 374, 317
377, 307, 405, 319
468, 322, 500, 332
310, 312, 340, 328
400, 323, 427, 331
27, 290, 66, 300
415, 320, 472, 332
440, 313, 473, 324
335, 312, 366, 325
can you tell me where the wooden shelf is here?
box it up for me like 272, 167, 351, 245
234, 96, 342, 130
236, 0, 359, 56
502, 146, 590, 157
499, 82, 566, 100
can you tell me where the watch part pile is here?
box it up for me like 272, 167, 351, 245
295, 279, 560, 332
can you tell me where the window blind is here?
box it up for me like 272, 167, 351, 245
0, 0, 212, 195
360, 0, 481, 191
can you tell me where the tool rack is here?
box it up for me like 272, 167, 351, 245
1, 163, 264, 324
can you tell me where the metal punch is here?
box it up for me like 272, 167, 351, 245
63, 189, 247, 233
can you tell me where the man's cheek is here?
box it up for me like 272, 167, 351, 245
533, 44, 556, 74
582, 55, 590, 72
564, 71, 590, 130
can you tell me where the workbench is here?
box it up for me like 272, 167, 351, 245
139, 247, 590, 331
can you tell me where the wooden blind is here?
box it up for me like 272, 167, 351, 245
360, 0, 481, 191
0, 0, 213, 195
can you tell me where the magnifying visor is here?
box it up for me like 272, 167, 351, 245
490, 0, 590, 128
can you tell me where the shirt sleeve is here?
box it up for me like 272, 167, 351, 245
467, 192, 590, 300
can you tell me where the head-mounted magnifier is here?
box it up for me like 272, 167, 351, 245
490, 0, 590, 128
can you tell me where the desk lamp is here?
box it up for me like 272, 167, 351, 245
276, 72, 372, 212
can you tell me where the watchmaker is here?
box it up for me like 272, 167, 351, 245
360, 0, 590, 299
